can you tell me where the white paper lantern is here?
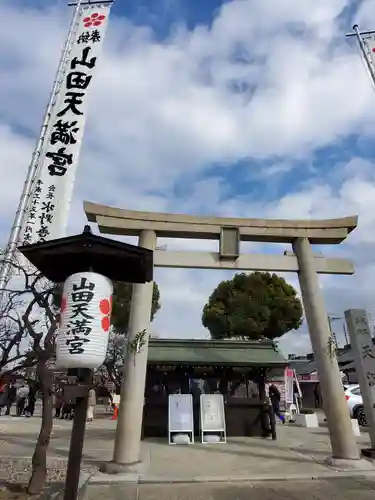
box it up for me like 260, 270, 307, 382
56, 271, 113, 369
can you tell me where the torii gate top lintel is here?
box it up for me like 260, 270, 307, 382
84, 201, 358, 245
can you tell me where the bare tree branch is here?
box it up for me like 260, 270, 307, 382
0, 253, 59, 494
0, 254, 57, 375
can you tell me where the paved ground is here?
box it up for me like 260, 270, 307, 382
1, 406, 375, 500
83, 478, 375, 500
0, 409, 374, 484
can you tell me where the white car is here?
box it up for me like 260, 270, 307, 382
344, 385, 367, 426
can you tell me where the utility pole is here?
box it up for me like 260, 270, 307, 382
328, 315, 340, 349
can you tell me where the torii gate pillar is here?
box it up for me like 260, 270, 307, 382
112, 230, 156, 468
293, 237, 359, 461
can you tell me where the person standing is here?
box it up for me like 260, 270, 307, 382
87, 387, 96, 422
313, 385, 321, 408
54, 389, 63, 418
269, 384, 285, 424
25, 382, 38, 417
16, 384, 28, 416
0, 381, 7, 415
62, 397, 74, 420
5, 383, 17, 416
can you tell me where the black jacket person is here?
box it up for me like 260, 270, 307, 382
268, 384, 285, 423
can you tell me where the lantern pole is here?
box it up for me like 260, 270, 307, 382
64, 368, 93, 500
64, 264, 94, 500
0, 0, 83, 297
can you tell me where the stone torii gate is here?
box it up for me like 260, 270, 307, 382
84, 201, 361, 468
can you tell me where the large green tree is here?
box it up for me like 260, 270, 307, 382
202, 271, 302, 341
111, 281, 161, 333
53, 281, 161, 334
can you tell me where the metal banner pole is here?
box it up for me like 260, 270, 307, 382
346, 24, 375, 87
0, 0, 83, 294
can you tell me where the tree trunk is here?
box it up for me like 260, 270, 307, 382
27, 358, 53, 495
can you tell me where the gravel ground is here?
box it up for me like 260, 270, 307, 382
0, 457, 98, 484
0, 457, 98, 500
0, 408, 111, 498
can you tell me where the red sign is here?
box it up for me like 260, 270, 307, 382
298, 373, 318, 382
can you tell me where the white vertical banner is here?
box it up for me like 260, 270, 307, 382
294, 369, 302, 398
284, 368, 294, 405
22, 5, 112, 246
345, 309, 375, 446
365, 37, 375, 69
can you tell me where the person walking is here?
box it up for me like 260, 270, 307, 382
87, 387, 96, 422
269, 384, 285, 424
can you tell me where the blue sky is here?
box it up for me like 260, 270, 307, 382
1, 0, 375, 354
116, 0, 227, 33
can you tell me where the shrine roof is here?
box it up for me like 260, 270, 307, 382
147, 339, 287, 367
289, 360, 317, 375
18, 225, 153, 283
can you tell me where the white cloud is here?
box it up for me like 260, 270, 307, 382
354, 0, 375, 27
0, 125, 34, 223
1, 0, 375, 357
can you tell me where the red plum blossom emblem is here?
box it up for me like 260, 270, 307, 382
83, 12, 106, 28
99, 296, 112, 332
60, 296, 67, 313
